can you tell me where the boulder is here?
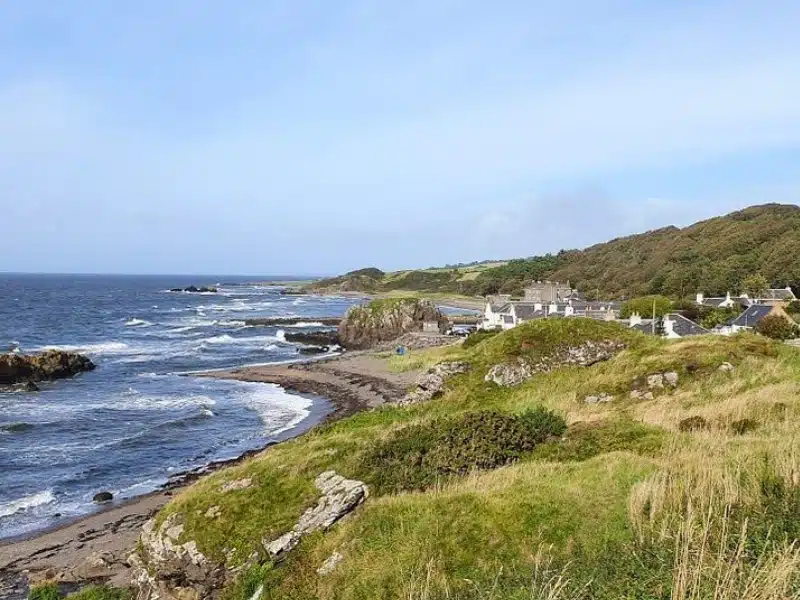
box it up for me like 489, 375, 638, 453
584, 393, 614, 404
630, 390, 655, 401
718, 362, 735, 372
646, 374, 664, 389
664, 372, 679, 387
131, 513, 221, 600
317, 551, 344, 576
93, 491, 113, 504
219, 477, 252, 493
263, 471, 367, 559
485, 361, 533, 387
338, 299, 447, 350
397, 362, 470, 405
0, 351, 95, 386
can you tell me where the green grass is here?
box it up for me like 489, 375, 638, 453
140, 321, 800, 599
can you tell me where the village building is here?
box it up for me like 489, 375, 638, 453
695, 286, 796, 309
523, 281, 577, 303
714, 304, 794, 335
625, 313, 709, 338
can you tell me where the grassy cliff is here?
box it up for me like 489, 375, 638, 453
305, 204, 800, 299
140, 320, 800, 599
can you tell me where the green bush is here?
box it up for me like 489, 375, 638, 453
29, 584, 60, 600
66, 586, 132, 600
678, 415, 709, 432
620, 295, 673, 319
755, 314, 800, 340
360, 409, 567, 494
461, 329, 499, 349
730, 418, 759, 435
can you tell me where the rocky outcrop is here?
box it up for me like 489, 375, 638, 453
263, 471, 367, 559
629, 371, 679, 400
131, 513, 221, 600
397, 362, 470, 405
484, 340, 626, 387
338, 299, 447, 350
0, 350, 95, 387
584, 393, 614, 404
285, 331, 340, 346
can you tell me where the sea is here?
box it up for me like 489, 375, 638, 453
0, 274, 362, 540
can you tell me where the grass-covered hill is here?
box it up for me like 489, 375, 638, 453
133, 320, 800, 599
305, 204, 800, 299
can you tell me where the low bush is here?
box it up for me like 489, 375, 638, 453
755, 314, 800, 340
461, 329, 499, 349
678, 416, 708, 432
359, 408, 567, 494
66, 586, 132, 600
29, 584, 60, 600
730, 418, 759, 435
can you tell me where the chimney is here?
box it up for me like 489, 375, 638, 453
696, 293, 704, 305
725, 291, 731, 305
629, 313, 642, 327
548, 302, 558, 315
663, 315, 675, 336
534, 302, 542, 312
564, 306, 574, 317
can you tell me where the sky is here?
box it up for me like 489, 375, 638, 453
1, 1, 799, 275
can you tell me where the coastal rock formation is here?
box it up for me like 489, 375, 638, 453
398, 362, 471, 405
263, 471, 367, 559
485, 340, 626, 387
284, 331, 340, 346
0, 350, 95, 387
338, 299, 447, 350
584, 393, 614, 404
131, 513, 222, 600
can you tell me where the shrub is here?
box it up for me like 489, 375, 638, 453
462, 329, 499, 349
755, 314, 800, 340
29, 584, 60, 600
678, 416, 708, 432
730, 418, 759, 435
360, 409, 567, 494
66, 586, 132, 600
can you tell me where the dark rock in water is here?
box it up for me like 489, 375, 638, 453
93, 491, 113, 504
298, 346, 330, 355
338, 298, 447, 350
18, 380, 40, 392
285, 331, 340, 346
245, 317, 341, 327
0, 350, 95, 386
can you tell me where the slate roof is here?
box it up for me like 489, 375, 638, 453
729, 304, 774, 327
631, 320, 656, 335
762, 288, 797, 301
494, 303, 513, 314
502, 315, 514, 324
511, 302, 544, 320
666, 313, 709, 337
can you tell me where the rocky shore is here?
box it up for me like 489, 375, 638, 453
0, 350, 428, 598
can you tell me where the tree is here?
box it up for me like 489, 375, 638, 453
755, 314, 800, 340
740, 273, 769, 298
620, 296, 673, 319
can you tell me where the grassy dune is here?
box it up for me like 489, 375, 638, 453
148, 321, 800, 599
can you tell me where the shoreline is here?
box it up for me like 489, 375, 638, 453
0, 350, 420, 596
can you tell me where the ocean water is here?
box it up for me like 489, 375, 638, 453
0, 274, 360, 540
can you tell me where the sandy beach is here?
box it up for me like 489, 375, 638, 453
0, 349, 425, 597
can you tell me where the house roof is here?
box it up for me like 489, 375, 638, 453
701, 297, 729, 306
666, 313, 709, 337
511, 302, 544, 320
631, 320, 656, 334
729, 304, 773, 327
762, 288, 797, 301
502, 315, 514, 324
493, 302, 513, 314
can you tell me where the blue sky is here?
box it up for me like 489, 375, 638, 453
1, 1, 799, 275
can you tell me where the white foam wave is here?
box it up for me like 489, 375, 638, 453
200, 334, 279, 347
33, 341, 132, 355
286, 322, 325, 328
276, 330, 286, 343
238, 382, 313, 435
105, 394, 217, 411
125, 318, 153, 327
0, 490, 56, 518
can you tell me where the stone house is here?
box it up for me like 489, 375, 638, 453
696, 286, 796, 309
523, 281, 576, 303
714, 304, 794, 335
626, 313, 709, 338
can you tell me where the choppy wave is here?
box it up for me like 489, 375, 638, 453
33, 341, 132, 355
125, 318, 153, 327
0, 490, 56, 519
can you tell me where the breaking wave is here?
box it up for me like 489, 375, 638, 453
0, 490, 56, 519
